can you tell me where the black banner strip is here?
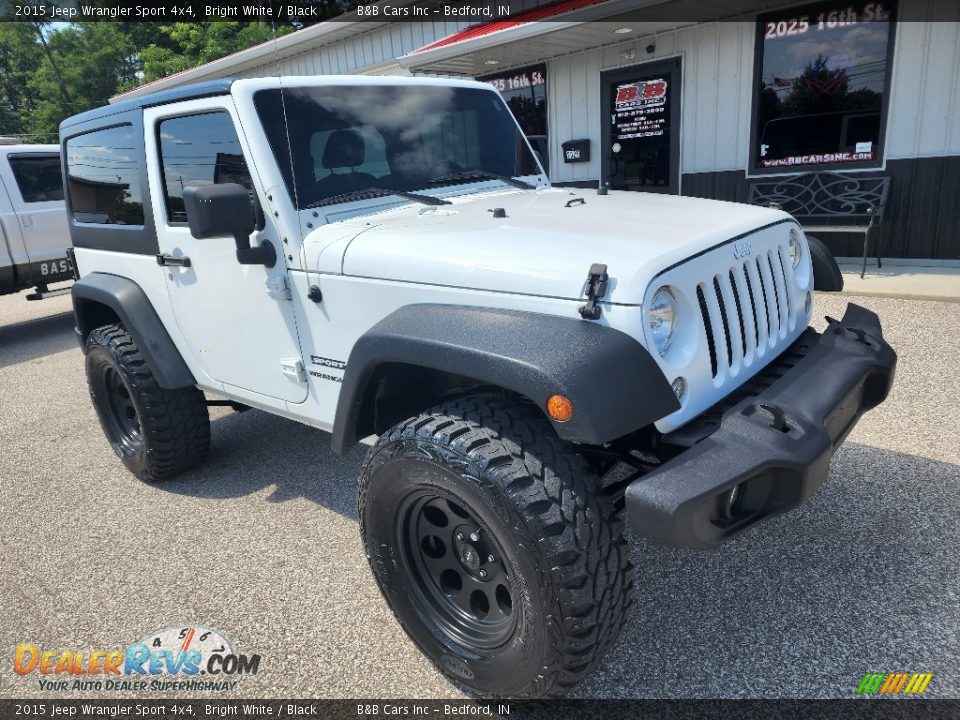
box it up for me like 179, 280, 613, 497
1, 0, 959, 24
2, 699, 960, 720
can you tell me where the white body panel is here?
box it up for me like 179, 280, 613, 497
334, 187, 791, 305
73, 75, 815, 438
142, 100, 309, 404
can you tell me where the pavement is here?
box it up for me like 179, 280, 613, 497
839, 260, 960, 302
0, 284, 958, 699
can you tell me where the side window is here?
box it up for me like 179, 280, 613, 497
309, 124, 390, 180
158, 111, 252, 224
66, 125, 145, 225
8, 155, 64, 203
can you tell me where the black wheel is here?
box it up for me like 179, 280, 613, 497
85, 324, 210, 482
359, 395, 633, 698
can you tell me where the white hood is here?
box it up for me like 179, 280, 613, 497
330, 187, 789, 306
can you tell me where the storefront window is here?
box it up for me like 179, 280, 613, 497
752, 1, 896, 171
478, 64, 548, 137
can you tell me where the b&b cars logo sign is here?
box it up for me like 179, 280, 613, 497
613, 79, 670, 141
615, 79, 668, 110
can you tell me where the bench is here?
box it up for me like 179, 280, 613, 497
748, 172, 891, 279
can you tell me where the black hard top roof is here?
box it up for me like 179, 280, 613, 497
60, 78, 236, 132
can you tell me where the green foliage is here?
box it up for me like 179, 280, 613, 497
782, 55, 850, 116
29, 23, 140, 138
0, 24, 45, 140
757, 55, 882, 127
136, 22, 292, 87
0, 12, 350, 141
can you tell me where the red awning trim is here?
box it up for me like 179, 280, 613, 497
415, 0, 608, 53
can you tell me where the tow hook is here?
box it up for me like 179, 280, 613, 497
578, 263, 609, 320
759, 403, 790, 433
826, 316, 872, 346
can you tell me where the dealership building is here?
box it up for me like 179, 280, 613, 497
115, 0, 960, 261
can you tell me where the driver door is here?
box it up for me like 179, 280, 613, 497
143, 100, 308, 404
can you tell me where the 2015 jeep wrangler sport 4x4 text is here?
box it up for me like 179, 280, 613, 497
62, 76, 896, 698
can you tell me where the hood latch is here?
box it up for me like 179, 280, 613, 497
578, 263, 609, 320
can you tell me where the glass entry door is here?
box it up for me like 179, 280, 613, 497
601, 58, 682, 194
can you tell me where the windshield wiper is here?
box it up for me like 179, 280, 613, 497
306, 187, 450, 209
428, 170, 535, 190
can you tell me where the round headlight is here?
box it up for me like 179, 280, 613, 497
648, 286, 678, 355
788, 228, 803, 269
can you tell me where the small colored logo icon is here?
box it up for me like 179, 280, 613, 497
857, 672, 933, 695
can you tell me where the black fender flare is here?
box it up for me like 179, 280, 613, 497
71, 272, 195, 389
806, 235, 844, 292
331, 304, 679, 454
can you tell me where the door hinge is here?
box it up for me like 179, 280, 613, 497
578, 263, 609, 320
265, 274, 292, 301
280, 358, 307, 383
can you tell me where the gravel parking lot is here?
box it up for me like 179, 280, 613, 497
1, 288, 957, 699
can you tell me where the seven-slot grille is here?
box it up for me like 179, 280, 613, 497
695, 244, 794, 381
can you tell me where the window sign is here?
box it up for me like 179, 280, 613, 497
753, 1, 896, 171
602, 58, 681, 194
478, 64, 547, 137
613, 78, 669, 141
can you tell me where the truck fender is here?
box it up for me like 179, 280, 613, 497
71, 272, 195, 389
331, 304, 679, 454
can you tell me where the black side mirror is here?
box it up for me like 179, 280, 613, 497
183, 183, 276, 267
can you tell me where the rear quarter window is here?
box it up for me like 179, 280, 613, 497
65, 124, 145, 225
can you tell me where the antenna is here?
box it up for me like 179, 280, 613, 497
268, 6, 301, 212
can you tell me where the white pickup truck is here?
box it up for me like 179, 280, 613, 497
0, 141, 73, 299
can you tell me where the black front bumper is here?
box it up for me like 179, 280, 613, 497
625, 303, 896, 548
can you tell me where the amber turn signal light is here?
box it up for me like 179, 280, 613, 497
546, 394, 574, 422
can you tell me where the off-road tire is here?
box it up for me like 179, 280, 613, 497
85, 323, 210, 482
358, 395, 633, 698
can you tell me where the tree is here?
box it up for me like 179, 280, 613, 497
27, 23, 138, 138
783, 55, 850, 116
756, 81, 782, 126
0, 2, 362, 140
0, 24, 43, 138
136, 22, 291, 86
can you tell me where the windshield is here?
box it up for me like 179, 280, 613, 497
254, 85, 541, 210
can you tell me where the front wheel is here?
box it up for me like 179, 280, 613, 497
358, 396, 633, 697
85, 324, 210, 482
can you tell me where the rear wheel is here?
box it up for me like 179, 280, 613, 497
359, 395, 633, 697
85, 324, 210, 482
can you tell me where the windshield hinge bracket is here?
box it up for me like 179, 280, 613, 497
578, 263, 608, 320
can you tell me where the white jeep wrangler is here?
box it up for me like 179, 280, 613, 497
62, 76, 896, 698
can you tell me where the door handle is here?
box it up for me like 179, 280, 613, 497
156, 254, 191, 268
